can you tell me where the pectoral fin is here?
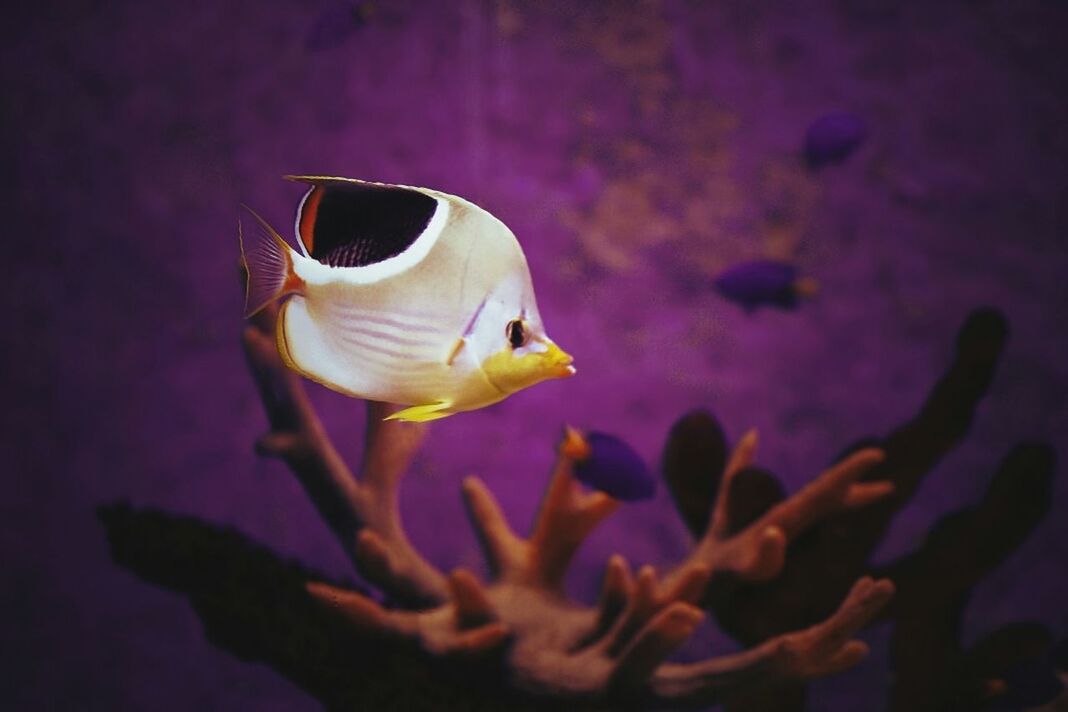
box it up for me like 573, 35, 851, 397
385, 400, 454, 423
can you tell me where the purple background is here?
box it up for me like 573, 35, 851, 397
2, 1, 1066, 709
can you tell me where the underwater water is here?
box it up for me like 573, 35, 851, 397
2, 0, 1066, 709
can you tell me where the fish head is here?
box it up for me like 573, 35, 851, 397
468, 277, 575, 395
480, 331, 575, 394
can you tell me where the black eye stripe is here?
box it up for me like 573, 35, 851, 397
506, 320, 527, 348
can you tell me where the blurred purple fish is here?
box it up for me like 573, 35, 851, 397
304, 2, 374, 52
568, 430, 656, 502
804, 112, 867, 169
713, 260, 818, 311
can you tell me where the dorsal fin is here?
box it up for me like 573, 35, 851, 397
286, 176, 439, 268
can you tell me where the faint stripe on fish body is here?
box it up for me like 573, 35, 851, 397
331, 327, 443, 362
327, 306, 446, 336
347, 313, 450, 338
317, 335, 455, 396
325, 332, 448, 372
334, 321, 447, 350
349, 361, 453, 395
346, 303, 450, 324
329, 342, 452, 381
330, 344, 442, 375
324, 300, 447, 324
324, 303, 452, 333
322, 348, 449, 392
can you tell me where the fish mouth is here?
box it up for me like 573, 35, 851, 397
548, 347, 575, 379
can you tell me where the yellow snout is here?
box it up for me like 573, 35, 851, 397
541, 341, 576, 379
482, 340, 575, 394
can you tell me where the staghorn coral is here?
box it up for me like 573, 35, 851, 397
228, 299, 895, 708
96, 299, 1060, 710
662, 308, 1059, 711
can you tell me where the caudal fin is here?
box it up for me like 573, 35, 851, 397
239, 205, 304, 317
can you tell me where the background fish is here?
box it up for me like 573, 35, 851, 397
240, 176, 574, 421
804, 112, 867, 169
713, 259, 819, 311
564, 428, 656, 501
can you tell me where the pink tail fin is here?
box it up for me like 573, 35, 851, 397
239, 205, 304, 317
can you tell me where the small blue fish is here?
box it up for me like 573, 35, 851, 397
804, 112, 867, 169
304, 2, 374, 52
565, 429, 656, 501
713, 260, 818, 311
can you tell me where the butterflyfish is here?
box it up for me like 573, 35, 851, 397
240, 176, 575, 422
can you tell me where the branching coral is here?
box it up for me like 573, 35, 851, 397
240, 300, 896, 708
661, 308, 1059, 711
99, 298, 1058, 709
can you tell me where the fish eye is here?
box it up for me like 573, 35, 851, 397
505, 319, 529, 349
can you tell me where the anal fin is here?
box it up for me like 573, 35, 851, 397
385, 400, 454, 423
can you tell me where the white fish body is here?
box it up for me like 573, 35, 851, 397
241, 177, 574, 421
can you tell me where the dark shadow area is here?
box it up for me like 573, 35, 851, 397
98, 504, 522, 711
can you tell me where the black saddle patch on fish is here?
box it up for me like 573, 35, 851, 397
298, 181, 438, 268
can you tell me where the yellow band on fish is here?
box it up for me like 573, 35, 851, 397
481, 341, 575, 394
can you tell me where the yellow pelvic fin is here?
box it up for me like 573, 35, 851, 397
385, 400, 455, 423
